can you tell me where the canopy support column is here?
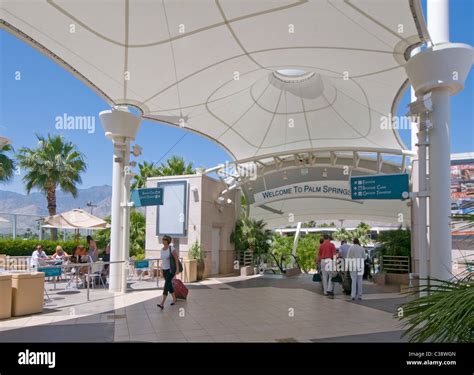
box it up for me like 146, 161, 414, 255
406, 0, 473, 281
100, 107, 141, 293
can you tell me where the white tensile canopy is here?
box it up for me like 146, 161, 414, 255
0, 0, 429, 226
42, 208, 110, 230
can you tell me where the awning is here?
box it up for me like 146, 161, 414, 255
1, 0, 429, 226
0, 0, 428, 161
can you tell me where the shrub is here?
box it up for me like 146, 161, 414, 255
188, 241, 203, 262
376, 228, 411, 257
0, 239, 86, 256
296, 234, 321, 272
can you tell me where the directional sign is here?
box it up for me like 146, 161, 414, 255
131, 188, 163, 207
351, 173, 409, 200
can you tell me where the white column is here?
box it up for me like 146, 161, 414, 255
121, 144, 132, 293
109, 141, 125, 292
417, 117, 429, 286
427, 0, 450, 45
428, 88, 452, 280
100, 107, 141, 293
410, 58, 420, 275
427, 0, 451, 281
292, 222, 302, 257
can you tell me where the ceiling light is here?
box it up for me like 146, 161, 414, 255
322, 168, 328, 178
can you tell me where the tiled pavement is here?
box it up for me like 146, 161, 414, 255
0, 274, 410, 342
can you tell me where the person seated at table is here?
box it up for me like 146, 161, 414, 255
31, 245, 49, 268
78, 246, 93, 264
75, 245, 92, 282
51, 245, 68, 262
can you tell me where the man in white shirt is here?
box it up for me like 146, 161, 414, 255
346, 238, 366, 301
31, 245, 48, 268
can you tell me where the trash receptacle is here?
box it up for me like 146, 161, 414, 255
11, 272, 45, 317
0, 274, 12, 319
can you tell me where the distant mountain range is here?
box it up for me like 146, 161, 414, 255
0, 185, 112, 234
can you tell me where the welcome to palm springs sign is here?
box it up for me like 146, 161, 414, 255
253, 181, 351, 205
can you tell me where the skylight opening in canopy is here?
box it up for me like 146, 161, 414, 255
273, 69, 315, 83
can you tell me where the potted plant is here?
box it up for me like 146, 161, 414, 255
189, 241, 204, 281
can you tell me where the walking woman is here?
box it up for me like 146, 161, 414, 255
157, 235, 180, 309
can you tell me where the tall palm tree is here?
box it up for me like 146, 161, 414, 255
0, 144, 15, 183
131, 161, 159, 190
17, 134, 87, 240
158, 155, 195, 176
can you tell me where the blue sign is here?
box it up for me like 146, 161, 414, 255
351, 173, 409, 200
131, 188, 164, 207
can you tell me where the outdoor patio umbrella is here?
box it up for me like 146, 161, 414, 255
42, 208, 110, 230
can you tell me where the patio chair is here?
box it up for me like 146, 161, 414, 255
134, 259, 151, 280
83, 262, 107, 289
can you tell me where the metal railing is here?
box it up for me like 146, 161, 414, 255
380, 255, 411, 273
238, 250, 253, 266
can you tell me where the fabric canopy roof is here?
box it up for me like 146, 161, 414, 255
1, 0, 428, 161
1, 1, 429, 226
42, 209, 110, 230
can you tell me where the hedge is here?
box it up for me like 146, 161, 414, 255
0, 239, 87, 256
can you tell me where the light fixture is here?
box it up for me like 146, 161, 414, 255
283, 171, 288, 180
301, 167, 308, 176
322, 168, 328, 178
131, 144, 142, 157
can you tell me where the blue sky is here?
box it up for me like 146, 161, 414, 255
0, 0, 473, 194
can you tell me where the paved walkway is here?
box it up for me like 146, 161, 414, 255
0, 274, 409, 342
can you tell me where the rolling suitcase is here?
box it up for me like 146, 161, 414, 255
342, 271, 352, 295
172, 278, 189, 300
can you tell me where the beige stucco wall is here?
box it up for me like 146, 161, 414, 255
145, 174, 237, 277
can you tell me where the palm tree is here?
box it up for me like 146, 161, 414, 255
131, 161, 159, 190
17, 134, 87, 240
0, 144, 15, 183
398, 275, 473, 342
158, 155, 195, 176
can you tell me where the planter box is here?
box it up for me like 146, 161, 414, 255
0, 274, 12, 319
285, 268, 301, 277
11, 272, 44, 317
240, 266, 254, 276
183, 259, 197, 283
373, 272, 386, 285
386, 273, 410, 285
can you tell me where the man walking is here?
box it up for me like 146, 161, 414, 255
317, 234, 337, 296
347, 238, 366, 301
338, 240, 350, 259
